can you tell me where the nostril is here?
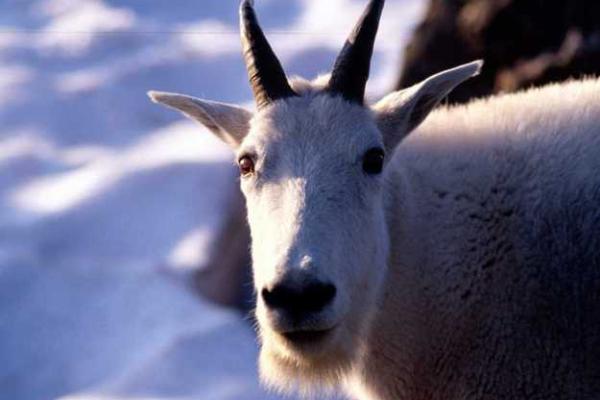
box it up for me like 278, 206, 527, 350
261, 281, 336, 314
304, 282, 336, 312
261, 285, 296, 310
261, 286, 284, 309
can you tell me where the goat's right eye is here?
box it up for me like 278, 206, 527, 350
362, 147, 385, 175
238, 155, 255, 176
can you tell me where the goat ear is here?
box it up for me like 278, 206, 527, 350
148, 91, 252, 148
372, 60, 483, 151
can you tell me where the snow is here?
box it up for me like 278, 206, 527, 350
0, 1, 424, 399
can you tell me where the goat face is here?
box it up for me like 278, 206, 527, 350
241, 91, 390, 390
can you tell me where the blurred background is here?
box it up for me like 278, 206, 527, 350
1, 0, 598, 399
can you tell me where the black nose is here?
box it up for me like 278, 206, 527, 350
261, 281, 336, 316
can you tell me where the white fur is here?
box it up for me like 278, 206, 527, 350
150, 70, 600, 399
353, 78, 600, 399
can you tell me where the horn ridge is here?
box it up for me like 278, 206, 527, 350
240, 0, 297, 109
328, 0, 385, 104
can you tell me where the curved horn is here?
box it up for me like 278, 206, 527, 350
327, 0, 384, 104
240, 0, 296, 109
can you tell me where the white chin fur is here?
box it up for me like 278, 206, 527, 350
257, 323, 361, 397
259, 344, 352, 397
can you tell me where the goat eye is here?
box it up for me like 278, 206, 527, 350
238, 155, 255, 176
362, 148, 385, 175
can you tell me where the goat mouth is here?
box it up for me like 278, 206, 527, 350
281, 327, 335, 346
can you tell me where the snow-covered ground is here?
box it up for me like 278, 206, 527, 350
0, 1, 424, 399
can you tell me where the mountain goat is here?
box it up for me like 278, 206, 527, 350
149, 0, 600, 398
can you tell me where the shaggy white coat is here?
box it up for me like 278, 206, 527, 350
353, 78, 600, 399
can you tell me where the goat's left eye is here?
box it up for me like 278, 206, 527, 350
238, 155, 255, 176
362, 147, 385, 174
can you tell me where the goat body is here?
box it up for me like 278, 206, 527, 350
355, 79, 600, 399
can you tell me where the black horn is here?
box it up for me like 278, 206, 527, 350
240, 0, 297, 109
327, 0, 384, 104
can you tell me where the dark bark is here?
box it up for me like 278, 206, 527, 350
397, 0, 600, 103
